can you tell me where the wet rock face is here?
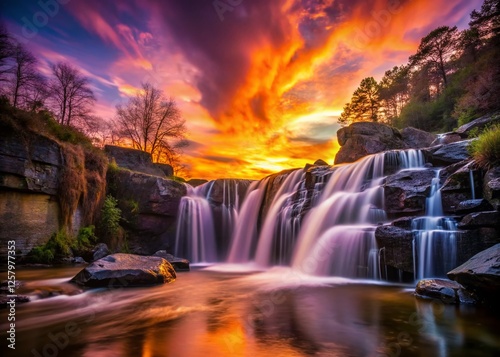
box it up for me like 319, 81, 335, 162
71, 253, 176, 287
447, 243, 500, 303
335, 122, 407, 164
423, 140, 473, 167
383, 169, 436, 215
483, 167, 500, 209
375, 225, 414, 273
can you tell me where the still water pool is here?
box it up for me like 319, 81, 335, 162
3, 265, 500, 357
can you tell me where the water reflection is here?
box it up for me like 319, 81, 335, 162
3, 267, 500, 357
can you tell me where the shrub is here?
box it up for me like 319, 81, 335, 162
100, 195, 122, 237
27, 230, 72, 264
470, 124, 500, 169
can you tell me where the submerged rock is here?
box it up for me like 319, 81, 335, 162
71, 253, 176, 287
447, 243, 500, 302
415, 279, 477, 304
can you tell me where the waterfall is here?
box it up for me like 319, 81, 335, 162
175, 179, 247, 263
227, 179, 269, 263
412, 170, 459, 280
292, 150, 424, 278
174, 185, 217, 263
469, 170, 476, 200
254, 169, 306, 266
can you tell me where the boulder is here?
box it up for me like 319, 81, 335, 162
447, 244, 500, 302
313, 159, 329, 166
415, 279, 477, 304
335, 122, 407, 164
458, 211, 500, 229
71, 253, 176, 287
92, 243, 110, 261
375, 225, 414, 273
105, 145, 165, 177
400, 127, 436, 149
455, 112, 500, 137
390, 216, 417, 230
384, 169, 436, 215
483, 167, 500, 209
424, 140, 473, 166
153, 250, 190, 271
107, 169, 187, 254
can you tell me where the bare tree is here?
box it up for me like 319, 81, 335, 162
8, 44, 45, 108
115, 82, 187, 162
49, 62, 95, 126
0, 24, 14, 83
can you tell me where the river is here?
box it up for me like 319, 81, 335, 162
3, 265, 500, 357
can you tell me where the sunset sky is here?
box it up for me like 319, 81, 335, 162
1, 0, 482, 179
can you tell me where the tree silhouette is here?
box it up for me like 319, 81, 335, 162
114, 82, 187, 164
339, 77, 380, 126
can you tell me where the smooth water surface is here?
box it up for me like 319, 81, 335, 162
3, 266, 500, 357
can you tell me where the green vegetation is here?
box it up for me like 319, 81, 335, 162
339, 0, 500, 132
27, 226, 97, 264
470, 124, 500, 168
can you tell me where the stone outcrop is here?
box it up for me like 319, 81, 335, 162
107, 168, 187, 255
448, 244, 500, 303
423, 140, 473, 166
71, 253, 176, 287
455, 112, 500, 138
105, 145, 166, 177
401, 127, 436, 149
335, 122, 407, 164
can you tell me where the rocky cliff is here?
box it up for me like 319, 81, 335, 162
105, 147, 187, 255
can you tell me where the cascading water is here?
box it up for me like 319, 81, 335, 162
227, 179, 269, 263
174, 185, 217, 263
291, 150, 424, 278
175, 179, 246, 263
412, 170, 459, 280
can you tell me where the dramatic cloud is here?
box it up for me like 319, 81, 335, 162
1, 0, 482, 179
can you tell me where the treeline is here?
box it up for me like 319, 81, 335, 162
0, 25, 188, 174
339, 0, 500, 132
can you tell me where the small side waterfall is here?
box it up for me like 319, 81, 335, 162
412, 170, 459, 280
175, 185, 217, 263
469, 170, 476, 200
175, 179, 249, 263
